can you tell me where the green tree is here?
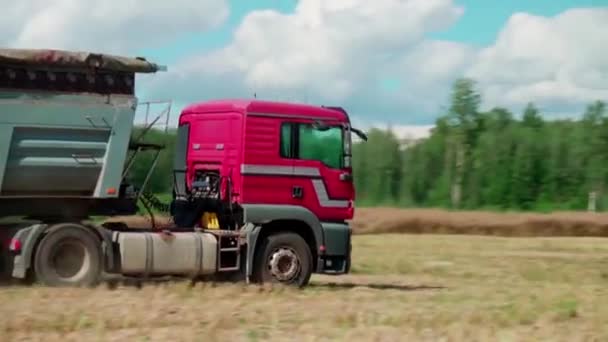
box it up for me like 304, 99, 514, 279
446, 77, 482, 208
522, 102, 544, 129
127, 127, 177, 194
582, 101, 608, 210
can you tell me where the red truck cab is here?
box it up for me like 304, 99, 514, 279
171, 99, 367, 284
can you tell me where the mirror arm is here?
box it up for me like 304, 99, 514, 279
351, 127, 368, 141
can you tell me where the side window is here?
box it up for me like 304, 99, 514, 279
174, 123, 190, 171
278, 121, 343, 169
298, 124, 343, 169
280, 123, 292, 158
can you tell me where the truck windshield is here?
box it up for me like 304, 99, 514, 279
299, 124, 344, 169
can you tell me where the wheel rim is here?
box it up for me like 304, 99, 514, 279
50, 238, 90, 280
267, 247, 301, 282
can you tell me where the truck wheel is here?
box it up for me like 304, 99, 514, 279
252, 232, 312, 287
33, 224, 102, 287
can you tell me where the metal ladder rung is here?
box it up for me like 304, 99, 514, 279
220, 247, 240, 252
218, 266, 240, 272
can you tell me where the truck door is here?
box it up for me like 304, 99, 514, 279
287, 121, 353, 221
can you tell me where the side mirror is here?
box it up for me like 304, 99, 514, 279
351, 127, 368, 141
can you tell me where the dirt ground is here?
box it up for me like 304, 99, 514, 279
110, 207, 608, 237
351, 207, 608, 237
2, 233, 608, 341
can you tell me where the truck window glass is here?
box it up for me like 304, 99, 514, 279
298, 124, 342, 169
174, 123, 189, 171
173, 123, 190, 196
280, 123, 292, 158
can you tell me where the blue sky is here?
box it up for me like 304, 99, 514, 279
434, 0, 607, 44
137, 0, 296, 64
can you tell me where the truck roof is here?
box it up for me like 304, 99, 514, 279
0, 48, 165, 73
181, 99, 350, 122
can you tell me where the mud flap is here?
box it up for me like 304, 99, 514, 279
345, 227, 352, 274
11, 224, 46, 279
243, 223, 261, 284
318, 222, 351, 274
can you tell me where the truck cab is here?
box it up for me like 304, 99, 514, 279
176, 100, 359, 219
171, 99, 368, 282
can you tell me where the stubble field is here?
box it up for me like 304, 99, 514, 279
2, 208, 608, 341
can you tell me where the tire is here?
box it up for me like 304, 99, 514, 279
33, 224, 102, 287
251, 232, 313, 287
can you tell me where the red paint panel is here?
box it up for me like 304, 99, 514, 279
242, 115, 293, 205
241, 176, 298, 205
181, 111, 243, 202
291, 162, 354, 221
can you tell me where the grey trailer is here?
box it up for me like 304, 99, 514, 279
0, 48, 165, 219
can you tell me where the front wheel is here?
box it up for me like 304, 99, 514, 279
251, 232, 313, 287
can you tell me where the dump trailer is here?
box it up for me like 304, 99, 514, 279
0, 48, 368, 287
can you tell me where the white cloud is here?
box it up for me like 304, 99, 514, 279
224, 0, 463, 93
0, 0, 229, 54
145, 3, 608, 128
390, 40, 475, 114
467, 8, 608, 114
392, 124, 434, 140
147, 3, 605, 126
145, 0, 466, 124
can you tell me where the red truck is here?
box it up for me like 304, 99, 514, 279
171, 99, 368, 285
0, 49, 368, 287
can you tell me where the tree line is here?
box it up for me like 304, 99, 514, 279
354, 78, 607, 211
130, 78, 607, 212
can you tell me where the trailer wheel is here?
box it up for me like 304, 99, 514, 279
33, 224, 102, 287
252, 232, 312, 287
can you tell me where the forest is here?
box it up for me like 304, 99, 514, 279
129, 78, 607, 212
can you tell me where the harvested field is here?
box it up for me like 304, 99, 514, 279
2, 233, 608, 341
108, 207, 608, 237
351, 208, 608, 237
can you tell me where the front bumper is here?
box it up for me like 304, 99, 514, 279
316, 222, 351, 274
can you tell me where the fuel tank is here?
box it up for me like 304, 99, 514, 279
116, 231, 218, 276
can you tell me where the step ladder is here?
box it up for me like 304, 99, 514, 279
211, 230, 242, 272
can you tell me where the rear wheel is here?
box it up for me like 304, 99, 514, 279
33, 224, 102, 287
252, 232, 312, 287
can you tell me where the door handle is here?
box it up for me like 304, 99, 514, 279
292, 186, 303, 198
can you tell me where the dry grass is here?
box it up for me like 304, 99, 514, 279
2, 234, 608, 341
110, 207, 608, 237
352, 208, 608, 237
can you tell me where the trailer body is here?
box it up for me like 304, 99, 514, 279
0, 48, 159, 217
0, 48, 366, 287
